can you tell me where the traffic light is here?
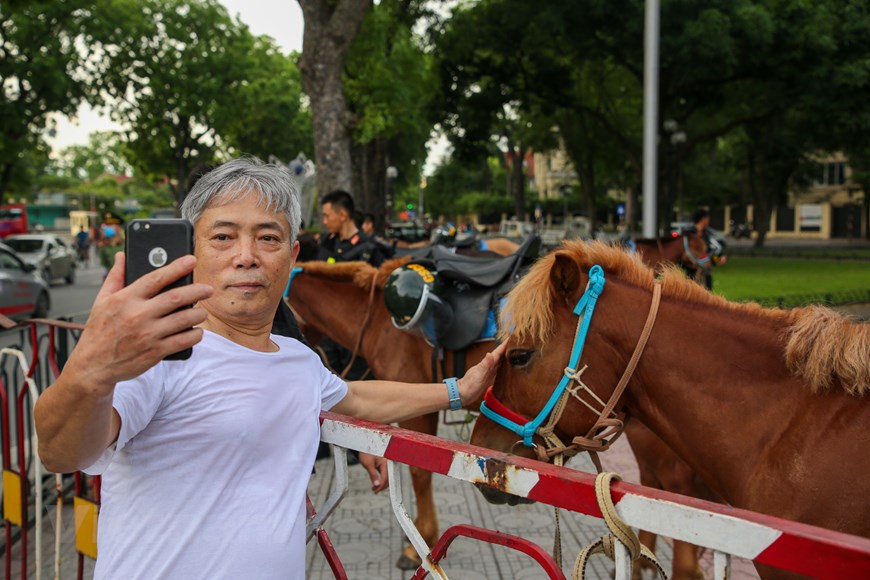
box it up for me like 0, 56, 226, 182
407, 203, 414, 210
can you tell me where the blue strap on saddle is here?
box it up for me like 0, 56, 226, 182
479, 265, 606, 447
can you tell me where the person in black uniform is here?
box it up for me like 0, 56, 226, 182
316, 191, 386, 465
318, 190, 386, 267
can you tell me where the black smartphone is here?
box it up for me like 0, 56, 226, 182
125, 218, 195, 360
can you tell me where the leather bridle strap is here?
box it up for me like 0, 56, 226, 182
540, 280, 662, 461
579, 280, 661, 443
340, 271, 378, 379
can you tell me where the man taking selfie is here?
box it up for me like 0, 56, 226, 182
34, 157, 505, 579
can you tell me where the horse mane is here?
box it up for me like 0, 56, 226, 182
785, 306, 870, 395
500, 240, 869, 396
297, 257, 411, 289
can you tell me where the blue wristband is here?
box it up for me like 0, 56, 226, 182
443, 377, 462, 411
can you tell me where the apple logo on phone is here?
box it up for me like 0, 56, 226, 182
149, 247, 168, 268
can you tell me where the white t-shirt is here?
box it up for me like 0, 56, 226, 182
84, 330, 347, 579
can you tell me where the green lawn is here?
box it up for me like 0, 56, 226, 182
713, 257, 870, 307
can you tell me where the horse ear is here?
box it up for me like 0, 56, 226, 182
550, 254, 581, 302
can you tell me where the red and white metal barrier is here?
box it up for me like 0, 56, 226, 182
1, 347, 46, 580
314, 411, 870, 579
1, 319, 85, 580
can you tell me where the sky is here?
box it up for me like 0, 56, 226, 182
47, 0, 305, 150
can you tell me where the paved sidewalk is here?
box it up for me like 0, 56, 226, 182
306, 413, 760, 579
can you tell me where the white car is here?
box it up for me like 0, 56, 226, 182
4, 234, 76, 285
0, 242, 51, 320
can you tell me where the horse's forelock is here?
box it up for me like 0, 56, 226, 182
785, 306, 870, 396
500, 241, 655, 344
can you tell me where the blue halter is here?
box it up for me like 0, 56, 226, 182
479, 265, 607, 447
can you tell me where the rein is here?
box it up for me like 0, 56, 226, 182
480, 265, 662, 468
287, 265, 377, 380
339, 271, 379, 379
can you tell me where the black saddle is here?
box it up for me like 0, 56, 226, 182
429, 234, 541, 288
412, 235, 541, 351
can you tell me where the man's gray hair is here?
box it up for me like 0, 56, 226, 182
181, 157, 301, 243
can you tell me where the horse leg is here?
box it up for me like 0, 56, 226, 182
671, 541, 705, 580
395, 412, 441, 570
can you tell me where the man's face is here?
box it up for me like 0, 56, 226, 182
321, 202, 345, 235
362, 220, 374, 235
194, 192, 299, 327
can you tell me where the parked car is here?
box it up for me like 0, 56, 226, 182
0, 242, 51, 321
3, 234, 76, 285
386, 222, 429, 243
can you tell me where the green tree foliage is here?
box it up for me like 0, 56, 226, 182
90, 0, 310, 207
91, 0, 255, 205
423, 153, 508, 221
50, 131, 132, 181
434, 0, 870, 242
343, 0, 437, 229
0, 0, 100, 201
222, 38, 312, 163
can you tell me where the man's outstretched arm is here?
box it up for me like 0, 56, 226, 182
331, 341, 507, 424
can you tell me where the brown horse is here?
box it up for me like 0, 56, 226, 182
629, 233, 708, 272
286, 258, 497, 569
292, 239, 710, 577
395, 236, 519, 256
470, 240, 870, 577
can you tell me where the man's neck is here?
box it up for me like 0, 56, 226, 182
199, 315, 277, 353
339, 222, 359, 241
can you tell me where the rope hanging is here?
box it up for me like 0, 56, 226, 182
572, 472, 667, 580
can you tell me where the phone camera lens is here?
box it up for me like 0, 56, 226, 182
133, 223, 141, 231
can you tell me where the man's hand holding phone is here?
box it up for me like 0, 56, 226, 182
64, 251, 213, 397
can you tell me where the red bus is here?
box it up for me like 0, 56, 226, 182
0, 204, 28, 238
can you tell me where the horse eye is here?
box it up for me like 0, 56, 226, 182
508, 350, 534, 367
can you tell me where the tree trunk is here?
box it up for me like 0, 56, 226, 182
748, 150, 770, 249
352, 138, 388, 230
298, 0, 369, 199
505, 145, 526, 221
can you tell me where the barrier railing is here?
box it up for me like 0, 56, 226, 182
5, 317, 870, 578
1, 317, 86, 579
1, 348, 44, 580
314, 412, 870, 580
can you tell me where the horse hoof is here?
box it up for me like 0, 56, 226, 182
396, 554, 422, 570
